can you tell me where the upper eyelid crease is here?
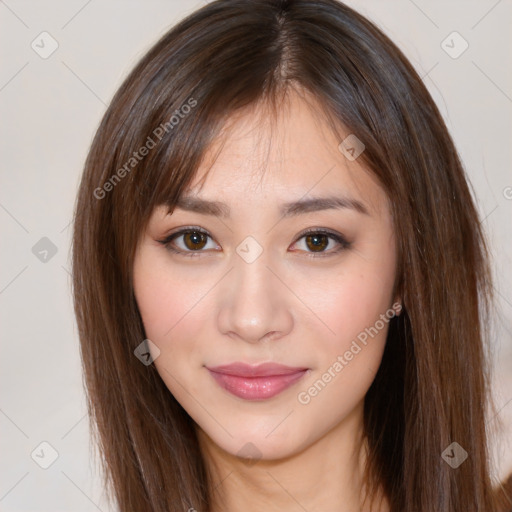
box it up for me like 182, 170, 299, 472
168, 195, 370, 219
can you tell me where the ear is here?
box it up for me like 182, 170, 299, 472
391, 295, 403, 316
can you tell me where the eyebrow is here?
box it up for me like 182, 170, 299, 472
171, 194, 369, 218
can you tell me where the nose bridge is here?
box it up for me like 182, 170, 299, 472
216, 241, 293, 343
233, 244, 273, 299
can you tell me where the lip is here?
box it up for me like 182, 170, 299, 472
206, 362, 309, 400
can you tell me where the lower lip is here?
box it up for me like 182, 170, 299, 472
207, 369, 308, 400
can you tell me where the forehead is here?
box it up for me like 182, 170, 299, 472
185, 90, 388, 216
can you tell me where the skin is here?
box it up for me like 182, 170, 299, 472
133, 89, 399, 512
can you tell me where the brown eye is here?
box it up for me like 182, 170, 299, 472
158, 228, 218, 257
305, 233, 329, 252
183, 231, 208, 250
292, 228, 350, 258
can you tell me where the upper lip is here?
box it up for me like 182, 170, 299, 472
206, 362, 308, 377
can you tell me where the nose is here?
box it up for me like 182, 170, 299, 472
216, 248, 294, 344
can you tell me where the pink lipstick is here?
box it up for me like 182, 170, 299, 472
206, 362, 309, 400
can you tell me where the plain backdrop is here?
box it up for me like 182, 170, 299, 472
1, 1, 511, 510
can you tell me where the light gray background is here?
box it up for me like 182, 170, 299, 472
1, 1, 511, 510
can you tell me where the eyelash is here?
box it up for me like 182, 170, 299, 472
157, 226, 350, 259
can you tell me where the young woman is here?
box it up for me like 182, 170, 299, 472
72, 0, 512, 510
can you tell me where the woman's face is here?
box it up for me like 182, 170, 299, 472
133, 91, 399, 461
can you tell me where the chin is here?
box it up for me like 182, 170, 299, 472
199, 414, 316, 463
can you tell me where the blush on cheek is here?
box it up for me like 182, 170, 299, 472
133, 268, 186, 342
316, 280, 391, 347
139, 296, 196, 344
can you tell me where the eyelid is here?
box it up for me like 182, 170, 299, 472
292, 227, 351, 257
157, 225, 350, 258
157, 225, 217, 258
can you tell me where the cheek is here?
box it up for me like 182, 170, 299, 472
133, 252, 209, 400
133, 265, 179, 338
133, 249, 207, 341
329, 278, 390, 337
297, 247, 396, 402
307, 261, 395, 349
295, 274, 393, 418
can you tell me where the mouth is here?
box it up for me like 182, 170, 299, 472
206, 362, 310, 401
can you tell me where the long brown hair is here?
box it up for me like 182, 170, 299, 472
71, 0, 510, 510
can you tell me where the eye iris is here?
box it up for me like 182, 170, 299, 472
306, 233, 328, 252
184, 231, 207, 250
